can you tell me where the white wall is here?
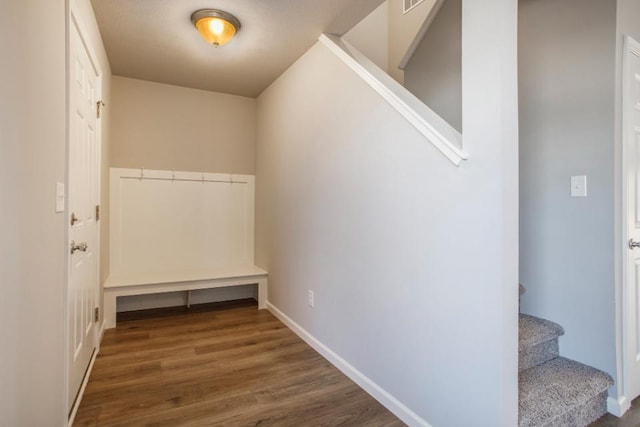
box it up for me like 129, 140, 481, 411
255, 0, 518, 423
519, 0, 618, 388
110, 76, 257, 174
343, 1, 389, 72
1, 0, 65, 424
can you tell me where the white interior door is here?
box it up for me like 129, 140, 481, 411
68, 13, 101, 411
624, 35, 640, 403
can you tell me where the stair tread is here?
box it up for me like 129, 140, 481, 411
519, 357, 614, 426
519, 314, 564, 351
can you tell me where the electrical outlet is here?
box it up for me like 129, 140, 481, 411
308, 290, 314, 307
55, 182, 65, 213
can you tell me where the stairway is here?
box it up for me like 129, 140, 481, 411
518, 286, 614, 427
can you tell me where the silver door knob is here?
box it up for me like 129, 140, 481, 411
629, 239, 640, 250
70, 240, 88, 254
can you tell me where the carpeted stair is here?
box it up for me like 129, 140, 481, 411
518, 285, 614, 427
519, 314, 564, 372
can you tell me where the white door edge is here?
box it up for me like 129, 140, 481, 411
64, 0, 104, 419
620, 34, 640, 414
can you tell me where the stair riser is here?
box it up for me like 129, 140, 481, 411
519, 339, 559, 372
532, 391, 607, 427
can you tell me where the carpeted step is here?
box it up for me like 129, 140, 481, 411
519, 314, 564, 372
519, 357, 614, 427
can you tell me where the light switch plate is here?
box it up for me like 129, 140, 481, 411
571, 175, 587, 198
56, 182, 65, 213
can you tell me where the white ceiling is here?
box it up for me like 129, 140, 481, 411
91, 0, 385, 98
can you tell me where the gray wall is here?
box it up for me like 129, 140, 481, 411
255, 0, 520, 419
519, 0, 618, 385
616, 0, 640, 43
404, 0, 462, 132
0, 0, 67, 423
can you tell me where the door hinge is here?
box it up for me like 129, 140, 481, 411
95, 307, 99, 322
96, 205, 100, 221
97, 100, 105, 119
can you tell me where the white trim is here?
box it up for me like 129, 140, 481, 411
319, 34, 467, 167
67, 349, 98, 427
98, 319, 106, 344
607, 395, 631, 417
399, 0, 446, 70
267, 302, 432, 427
109, 168, 256, 276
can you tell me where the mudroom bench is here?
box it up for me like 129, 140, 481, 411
103, 266, 268, 329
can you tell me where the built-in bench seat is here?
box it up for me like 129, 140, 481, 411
103, 265, 267, 329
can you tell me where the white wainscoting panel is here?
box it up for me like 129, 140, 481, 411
110, 168, 255, 278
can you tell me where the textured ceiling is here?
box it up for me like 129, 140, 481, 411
91, 0, 385, 97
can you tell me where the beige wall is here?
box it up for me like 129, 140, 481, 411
343, 2, 389, 72
0, 0, 66, 424
0, 1, 111, 423
388, 0, 436, 83
110, 76, 257, 174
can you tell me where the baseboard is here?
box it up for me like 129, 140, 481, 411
67, 349, 98, 427
266, 302, 432, 427
607, 394, 631, 417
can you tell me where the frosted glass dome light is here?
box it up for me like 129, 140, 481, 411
191, 9, 241, 47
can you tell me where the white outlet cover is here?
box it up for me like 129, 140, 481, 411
308, 290, 314, 307
571, 175, 587, 198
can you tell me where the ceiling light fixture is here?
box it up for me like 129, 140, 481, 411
191, 9, 241, 47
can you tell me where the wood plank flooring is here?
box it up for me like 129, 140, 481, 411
73, 299, 405, 426
589, 396, 640, 427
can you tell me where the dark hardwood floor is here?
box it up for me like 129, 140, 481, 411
73, 299, 404, 426
590, 397, 640, 427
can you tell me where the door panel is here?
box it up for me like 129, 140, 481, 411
625, 36, 640, 402
68, 16, 100, 411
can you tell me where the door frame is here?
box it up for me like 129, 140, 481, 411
618, 34, 640, 417
64, 0, 104, 422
